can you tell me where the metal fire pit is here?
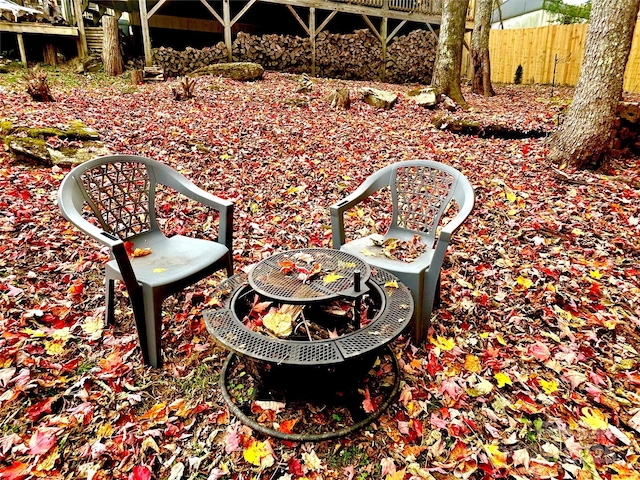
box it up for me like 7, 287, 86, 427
203, 248, 414, 440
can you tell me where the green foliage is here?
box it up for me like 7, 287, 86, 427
543, 0, 591, 24
514, 65, 523, 84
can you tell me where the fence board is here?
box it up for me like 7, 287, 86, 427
489, 23, 640, 93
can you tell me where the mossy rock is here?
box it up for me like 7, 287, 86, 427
0, 119, 12, 135
65, 120, 100, 140
7, 136, 52, 165
49, 142, 110, 167
27, 127, 67, 139
191, 62, 264, 81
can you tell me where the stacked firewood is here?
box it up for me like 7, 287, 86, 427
152, 29, 437, 83
233, 32, 310, 72
153, 45, 227, 77
386, 29, 438, 83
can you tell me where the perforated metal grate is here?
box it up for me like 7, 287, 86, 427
80, 161, 152, 239
249, 248, 371, 303
395, 165, 454, 234
204, 266, 413, 367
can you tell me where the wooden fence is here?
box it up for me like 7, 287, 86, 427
488, 23, 640, 93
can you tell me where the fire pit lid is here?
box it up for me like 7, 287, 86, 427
248, 248, 371, 303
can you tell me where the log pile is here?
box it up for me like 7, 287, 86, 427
151, 29, 437, 83
386, 29, 438, 83
233, 32, 310, 72
153, 45, 227, 77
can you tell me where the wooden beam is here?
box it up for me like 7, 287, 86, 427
72, 0, 88, 57
310, 7, 316, 76
381, 16, 387, 80
0, 22, 78, 36
139, 0, 153, 66
16, 33, 27, 66
287, 5, 309, 35
223, 0, 232, 61
260, 0, 441, 24
199, 0, 224, 26
316, 10, 336, 34
148, 0, 169, 18
361, 15, 381, 42
231, 0, 258, 26
388, 20, 406, 44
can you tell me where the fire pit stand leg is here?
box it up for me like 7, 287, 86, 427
219, 346, 402, 442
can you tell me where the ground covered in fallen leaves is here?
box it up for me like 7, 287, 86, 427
1, 68, 639, 480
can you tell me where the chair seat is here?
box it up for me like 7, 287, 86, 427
106, 231, 229, 288
339, 234, 435, 275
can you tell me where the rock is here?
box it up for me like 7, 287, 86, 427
191, 62, 264, 81
408, 87, 438, 108
361, 87, 397, 110
8, 137, 52, 165
327, 88, 351, 109
74, 56, 102, 74
49, 142, 111, 167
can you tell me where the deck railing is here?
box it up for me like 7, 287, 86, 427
329, 0, 473, 20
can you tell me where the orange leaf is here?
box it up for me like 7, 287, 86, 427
139, 402, 168, 422
484, 444, 507, 469
278, 419, 297, 434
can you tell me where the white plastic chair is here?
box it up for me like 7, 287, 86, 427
331, 160, 475, 344
58, 155, 234, 367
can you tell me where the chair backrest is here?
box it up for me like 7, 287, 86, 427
384, 161, 473, 245
60, 155, 162, 241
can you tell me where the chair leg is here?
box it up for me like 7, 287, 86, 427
140, 288, 164, 368
433, 276, 442, 311
105, 278, 115, 325
225, 253, 233, 277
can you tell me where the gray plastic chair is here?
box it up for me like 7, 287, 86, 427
331, 160, 474, 344
57, 155, 234, 367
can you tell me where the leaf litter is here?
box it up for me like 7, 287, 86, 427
0, 70, 639, 479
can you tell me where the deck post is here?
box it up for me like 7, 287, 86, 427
72, 0, 88, 58
223, 0, 232, 61
139, 0, 153, 66
309, 8, 316, 76
381, 17, 387, 81
16, 33, 27, 66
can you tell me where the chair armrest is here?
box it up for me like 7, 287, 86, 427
155, 169, 235, 252
330, 173, 390, 249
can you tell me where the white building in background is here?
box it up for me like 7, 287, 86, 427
492, 0, 589, 30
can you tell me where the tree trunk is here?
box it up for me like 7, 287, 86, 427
430, 0, 470, 106
548, 0, 640, 169
102, 15, 123, 76
471, 0, 494, 97
42, 43, 58, 66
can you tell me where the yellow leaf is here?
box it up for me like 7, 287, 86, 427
243, 440, 274, 468
262, 311, 293, 337
430, 336, 456, 351
35, 446, 59, 472
516, 276, 533, 289
463, 354, 481, 373
484, 444, 508, 469
496, 333, 507, 346
467, 377, 494, 397
572, 228, 583, 236
506, 190, 517, 203
386, 469, 406, 480
360, 248, 377, 257
323, 273, 344, 284
97, 423, 113, 439
539, 378, 558, 394
23, 328, 46, 338
494, 372, 512, 388
153, 268, 167, 273
45, 340, 65, 356
52, 327, 72, 342
581, 407, 609, 430
589, 270, 603, 279
82, 316, 104, 339
384, 280, 399, 289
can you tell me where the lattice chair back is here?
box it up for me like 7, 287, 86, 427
79, 160, 156, 240
391, 164, 456, 245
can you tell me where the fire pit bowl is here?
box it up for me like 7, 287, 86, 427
203, 248, 414, 439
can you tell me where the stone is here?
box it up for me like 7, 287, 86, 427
408, 87, 438, 108
8, 137, 52, 165
191, 62, 264, 81
361, 87, 397, 110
